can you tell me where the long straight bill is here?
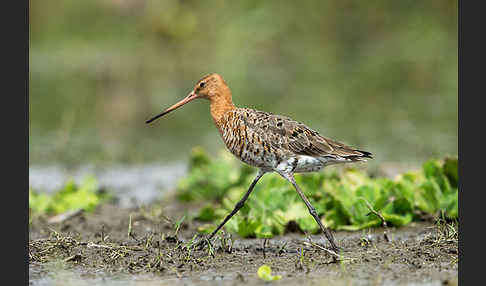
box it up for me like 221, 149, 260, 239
145, 92, 198, 124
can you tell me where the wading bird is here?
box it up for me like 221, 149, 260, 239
146, 73, 372, 253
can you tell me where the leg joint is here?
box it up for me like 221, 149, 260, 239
308, 206, 318, 217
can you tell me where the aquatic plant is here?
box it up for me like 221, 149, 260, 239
179, 147, 458, 238
29, 176, 110, 215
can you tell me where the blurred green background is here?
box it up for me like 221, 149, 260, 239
29, 0, 457, 168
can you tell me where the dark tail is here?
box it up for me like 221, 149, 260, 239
347, 150, 373, 161
356, 150, 373, 158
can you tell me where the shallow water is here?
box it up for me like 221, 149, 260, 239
29, 162, 186, 208
29, 267, 449, 286
29, 160, 418, 209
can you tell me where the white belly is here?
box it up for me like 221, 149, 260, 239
275, 155, 354, 174
274, 155, 331, 174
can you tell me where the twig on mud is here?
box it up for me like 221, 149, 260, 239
64, 254, 82, 263
127, 214, 140, 242
85, 242, 141, 262
303, 241, 341, 259
128, 214, 133, 239
47, 209, 84, 224
304, 235, 341, 259
303, 240, 356, 265
101, 224, 106, 242
86, 242, 115, 249
262, 238, 268, 259
360, 198, 390, 242
84, 242, 143, 252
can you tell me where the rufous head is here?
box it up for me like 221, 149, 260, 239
145, 73, 233, 124
192, 73, 229, 100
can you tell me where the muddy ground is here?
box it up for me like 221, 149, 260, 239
29, 197, 458, 286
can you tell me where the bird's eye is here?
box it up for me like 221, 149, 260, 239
199, 82, 205, 88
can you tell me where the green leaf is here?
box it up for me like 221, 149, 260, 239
29, 176, 109, 215
382, 213, 413, 226
197, 205, 217, 221
443, 157, 458, 188
295, 216, 319, 233
236, 218, 261, 238
442, 189, 458, 218
175, 148, 459, 236
417, 180, 442, 213
29, 189, 52, 214
257, 265, 281, 281
255, 224, 274, 238
423, 160, 451, 193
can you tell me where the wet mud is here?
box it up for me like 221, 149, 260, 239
29, 199, 458, 286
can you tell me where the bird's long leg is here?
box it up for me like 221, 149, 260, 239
195, 169, 266, 249
280, 172, 339, 252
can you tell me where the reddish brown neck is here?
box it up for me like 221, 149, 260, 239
209, 87, 236, 125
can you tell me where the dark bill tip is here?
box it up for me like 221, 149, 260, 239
145, 92, 197, 125
145, 110, 171, 124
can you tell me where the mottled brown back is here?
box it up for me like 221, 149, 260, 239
217, 108, 372, 168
